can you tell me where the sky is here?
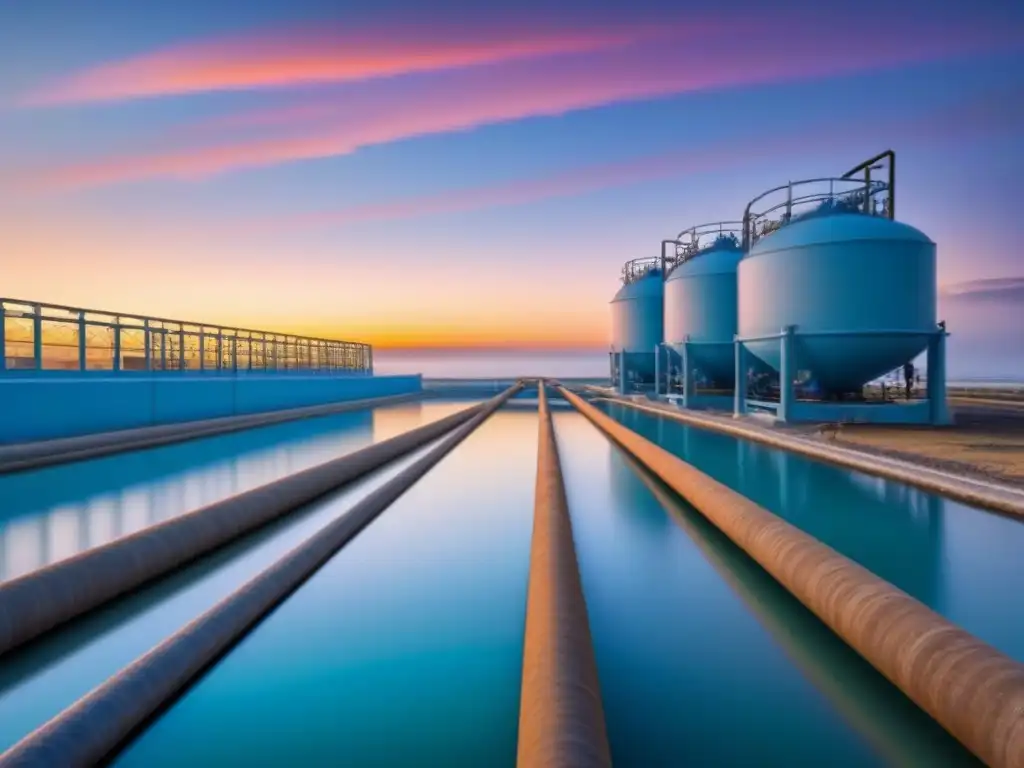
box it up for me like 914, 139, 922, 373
1, 0, 1022, 355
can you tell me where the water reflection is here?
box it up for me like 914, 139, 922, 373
599, 403, 1024, 662
608, 448, 669, 537
0, 400, 475, 581
557, 411, 885, 766
0, 450, 435, 754
114, 411, 537, 767
605, 403, 945, 609
615, 451, 978, 767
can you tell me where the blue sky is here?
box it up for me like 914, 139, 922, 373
0, 0, 1021, 350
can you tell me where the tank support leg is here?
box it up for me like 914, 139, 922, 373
778, 326, 795, 424
928, 328, 951, 425
654, 344, 661, 397
733, 339, 747, 418
682, 342, 691, 409
618, 352, 627, 395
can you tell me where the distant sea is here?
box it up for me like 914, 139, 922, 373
373, 346, 1024, 385
373, 350, 610, 379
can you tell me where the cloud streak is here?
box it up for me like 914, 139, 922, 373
265, 85, 1024, 231
24, 18, 675, 106
941, 277, 1024, 301
30, 10, 1024, 190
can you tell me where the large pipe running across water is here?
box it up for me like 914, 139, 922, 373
0, 393, 496, 657
517, 382, 611, 768
0, 391, 425, 475
0, 382, 523, 768
619, 449, 974, 766
558, 386, 1024, 768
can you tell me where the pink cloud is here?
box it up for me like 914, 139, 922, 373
24, 18, 677, 106
32, 11, 1024, 190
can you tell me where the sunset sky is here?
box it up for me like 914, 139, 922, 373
1, 0, 1022, 351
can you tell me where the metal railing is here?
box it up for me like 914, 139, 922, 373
0, 298, 373, 374
742, 177, 891, 250
620, 257, 662, 286
742, 150, 896, 251
665, 221, 744, 273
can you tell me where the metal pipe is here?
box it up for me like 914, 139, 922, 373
0, 383, 522, 767
0, 391, 425, 476
558, 386, 1024, 768
621, 450, 971, 767
0, 391, 509, 657
517, 383, 611, 768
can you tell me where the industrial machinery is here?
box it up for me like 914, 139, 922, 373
610, 257, 664, 393
660, 222, 744, 407
734, 150, 949, 424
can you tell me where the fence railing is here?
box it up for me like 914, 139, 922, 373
621, 257, 662, 285
742, 177, 892, 250
667, 221, 744, 271
0, 298, 373, 374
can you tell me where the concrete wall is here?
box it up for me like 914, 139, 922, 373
0, 373, 422, 444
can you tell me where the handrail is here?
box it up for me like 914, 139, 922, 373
1, 297, 371, 373
842, 149, 895, 220
620, 257, 662, 286
742, 178, 890, 250
665, 221, 744, 275
742, 151, 897, 251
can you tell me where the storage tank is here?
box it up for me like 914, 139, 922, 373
664, 222, 744, 387
610, 256, 664, 382
738, 168, 936, 394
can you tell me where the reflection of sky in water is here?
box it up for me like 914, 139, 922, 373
115, 410, 537, 767
0, 400, 473, 581
555, 410, 892, 766
601, 403, 1024, 663
0, 449, 434, 755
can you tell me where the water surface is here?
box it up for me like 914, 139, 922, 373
115, 408, 537, 767
0, 399, 471, 580
556, 407, 976, 766
600, 401, 1024, 661
0, 443, 449, 752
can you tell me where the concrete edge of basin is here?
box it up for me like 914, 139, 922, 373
598, 396, 1024, 519
0, 391, 427, 475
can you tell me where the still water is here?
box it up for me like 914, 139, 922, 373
0, 447, 436, 753
0, 400, 471, 581
600, 402, 1024, 662
0, 395, 1013, 764
554, 406, 977, 767
114, 406, 538, 766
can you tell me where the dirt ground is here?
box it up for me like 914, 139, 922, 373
819, 398, 1024, 488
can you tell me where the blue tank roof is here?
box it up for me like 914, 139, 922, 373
611, 269, 664, 302
748, 213, 933, 257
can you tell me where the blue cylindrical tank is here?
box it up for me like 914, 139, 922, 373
611, 259, 663, 379
665, 230, 743, 386
738, 213, 936, 392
